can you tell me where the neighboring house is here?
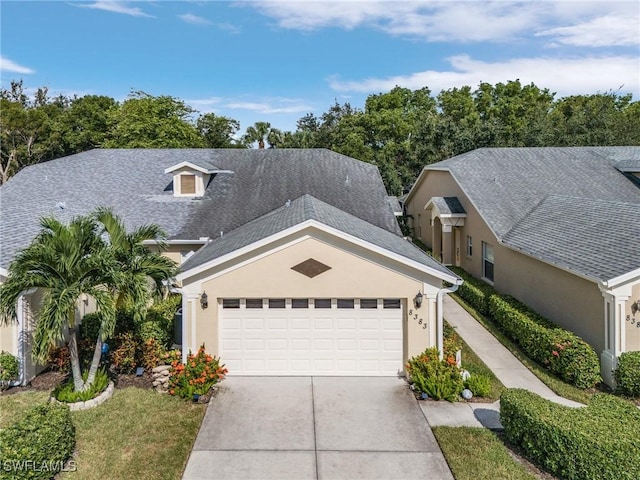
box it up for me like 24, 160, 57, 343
405, 146, 640, 386
0, 149, 460, 383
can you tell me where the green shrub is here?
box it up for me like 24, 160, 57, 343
110, 332, 138, 374
443, 323, 462, 359
488, 295, 600, 388
500, 389, 640, 480
0, 351, 19, 390
406, 347, 464, 402
139, 338, 167, 371
449, 266, 495, 315
464, 374, 492, 397
0, 403, 75, 480
168, 345, 227, 399
138, 320, 170, 346
79, 312, 102, 343
53, 368, 110, 403
144, 295, 180, 347
614, 351, 640, 397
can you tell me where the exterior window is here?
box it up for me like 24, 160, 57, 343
482, 242, 494, 282
359, 299, 378, 309
466, 235, 472, 257
246, 299, 263, 309
268, 299, 286, 309
292, 299, 309, 309
337, 299, 355, 309
383, 299, 401, 309
222, 299, 240, 309
180, 174, 196, 195
314, 299, 331, 309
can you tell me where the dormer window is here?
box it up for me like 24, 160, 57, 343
180, 174, 197, 195
164, 160, 232, 198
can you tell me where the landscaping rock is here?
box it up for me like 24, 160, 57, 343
152, 365, 171, 373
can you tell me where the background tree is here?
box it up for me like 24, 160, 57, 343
196, 113, 243, 148
243, 121, 272, 149
104, 91, 203, 148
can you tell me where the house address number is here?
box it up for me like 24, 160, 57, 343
408, 309, 427, 329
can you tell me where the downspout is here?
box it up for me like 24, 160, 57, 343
170, 287, 188, 364
436, 280, 462, 360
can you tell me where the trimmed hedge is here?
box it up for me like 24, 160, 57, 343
488, 295, 600, 388
0, 403, 75, 480
500, 389, 640, 480
614, 351, 640, 396
449, 266, 495, 315
448, 266, 600, 388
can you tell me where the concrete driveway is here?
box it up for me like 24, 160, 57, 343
183, 377, 453, 480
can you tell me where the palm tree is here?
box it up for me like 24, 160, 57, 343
0, 209, 178, 392
243, 121, 271, 149
0, 215, 117, 392
86, 208, 177, 386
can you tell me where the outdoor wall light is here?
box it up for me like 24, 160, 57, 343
200, 291, 208, 309
414, 292, 423, 309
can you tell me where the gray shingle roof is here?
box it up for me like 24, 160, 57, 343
0, 149, 401, 270
426, 147, 640, 282
181, 194, 458, 281
502, 195, 640, 282
429, 197, 466, 215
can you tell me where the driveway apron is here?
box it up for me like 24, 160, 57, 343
183, 376, 453, 480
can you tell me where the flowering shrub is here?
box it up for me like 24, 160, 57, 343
168, 345, 227, 399
406, 347, 463, 402
161, 349, 182, 365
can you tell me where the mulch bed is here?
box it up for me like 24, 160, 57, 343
1, 369, 156, 397
114, 372, 154, 389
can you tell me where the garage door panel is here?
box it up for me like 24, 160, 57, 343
220, 299, 403, 376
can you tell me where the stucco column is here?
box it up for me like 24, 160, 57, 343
432, 218, 442, 262
441, 224, 453, 266
181, 292, 200, 363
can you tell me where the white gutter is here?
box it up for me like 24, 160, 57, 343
436, 280, 462, 360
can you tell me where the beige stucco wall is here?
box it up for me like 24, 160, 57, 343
406, 170, 495, 277
406, 168, 605, 355
0, 323, 17, 355
184, 232, 444, 368
148, 243, 204, 267
626, 283, 640, 352
498, 247, 605, 353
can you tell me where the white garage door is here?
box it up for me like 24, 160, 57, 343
219, 298, 403, 376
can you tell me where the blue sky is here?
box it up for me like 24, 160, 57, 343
1, 1, 639, 132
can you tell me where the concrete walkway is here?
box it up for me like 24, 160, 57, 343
420, 296, 583, 429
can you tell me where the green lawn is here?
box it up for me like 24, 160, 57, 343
433, 427, 539, 480
450, 293, 593, 404
0, 391, 50, 428
0, 388, 206, 480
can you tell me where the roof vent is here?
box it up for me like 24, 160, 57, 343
285, 199, 291, 208
56, 201, 66, 210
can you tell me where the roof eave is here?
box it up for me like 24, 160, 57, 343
177, 219, 459, 284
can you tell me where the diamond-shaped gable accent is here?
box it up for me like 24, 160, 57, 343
291, 258, 332, 278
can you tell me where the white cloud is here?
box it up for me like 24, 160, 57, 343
328, 55, 640, 97
217, 22, 241, 34
247, 1, 639, 46
225, 100, 312, 114
185, 96, 311, 115
536, 14, 639, 47
178, 13, 212, 26
0, 56, 35, 74
79, 1, 155, 18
